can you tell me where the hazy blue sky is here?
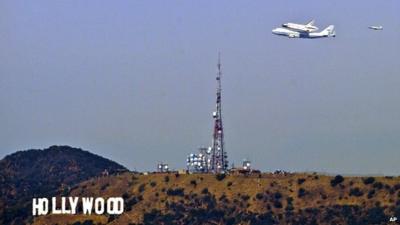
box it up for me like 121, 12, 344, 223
1, 0, 400, 174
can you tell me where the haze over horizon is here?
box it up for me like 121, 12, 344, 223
1, 0, 400, 175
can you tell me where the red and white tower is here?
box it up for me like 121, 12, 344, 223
210, 53, 228, 173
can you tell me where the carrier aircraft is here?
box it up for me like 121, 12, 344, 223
272, 25, 335, 39
368, 25, 383, 30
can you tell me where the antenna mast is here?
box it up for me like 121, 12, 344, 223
210, 53, 228, 173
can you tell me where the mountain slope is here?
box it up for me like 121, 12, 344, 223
34, 172, 400, 225
0, 145, 127, 225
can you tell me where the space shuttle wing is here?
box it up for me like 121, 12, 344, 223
288, 26, 315, 33
296, 27, 315, 33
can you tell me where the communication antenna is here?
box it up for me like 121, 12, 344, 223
210, 53, 228, 173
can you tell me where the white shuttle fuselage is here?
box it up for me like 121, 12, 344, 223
282, 20, 318, 32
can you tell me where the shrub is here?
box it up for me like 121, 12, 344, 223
297, 178, 306, 185
321, 193, 327, 200
349, 187, 363, 197
219, 194, 227, 201
274, 192, 282, 200
366, 207, 386, 224
367, 189, 376, 199
175, 173, 180, 178
73, 220, 94, 225
298, 188, 307, 198
100, 183, 109, 191
202, 188, 209, 194
330, 175, 344, 187
166, 188, 185, 196
164, 176, 170, 183
227, 181, 233, 187
190, 179, 197, 187
108, 215, 116, 223
150, 181, 157, 187
215, 173, 226, 181
241, 195, 250, 201
138, 184, 146, 193
394, 204, 400, 218
373, 182, 383, 190
72, 221, 94, 225
363, 177, 375, 185
125, 197, 139, 211
143, 209, 162, 223
83, 220, 94, 225
273, 200, 283, 208
256, 193, 264, 200
122, 192, 130, 199
285, 204, 294, 211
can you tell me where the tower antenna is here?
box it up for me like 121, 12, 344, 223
210, 52, 228, 173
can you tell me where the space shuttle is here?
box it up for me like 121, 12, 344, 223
282, 20, 319, 32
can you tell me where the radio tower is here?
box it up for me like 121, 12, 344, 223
210, 53, 228, 173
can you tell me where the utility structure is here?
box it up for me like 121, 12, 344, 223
157, 162, 169, 173
209, 54, 228, 173
186, 147, 209, 173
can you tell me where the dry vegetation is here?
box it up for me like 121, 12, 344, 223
33, 172, 400, 225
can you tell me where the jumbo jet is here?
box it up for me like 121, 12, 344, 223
272, 25, 335, 39
282, 19, 319, 32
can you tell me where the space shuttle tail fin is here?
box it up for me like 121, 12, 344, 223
306, 19, 315, 26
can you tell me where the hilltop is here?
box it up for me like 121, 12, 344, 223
33, 172, 400, 225
0, 145, 127, 225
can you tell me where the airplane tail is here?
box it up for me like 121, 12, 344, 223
322, 25, 335, 35
306, 19, 315, 26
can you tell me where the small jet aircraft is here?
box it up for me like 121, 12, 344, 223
368, 25, 383, 30
272, 25, 335, 39
282, 19, 319, 32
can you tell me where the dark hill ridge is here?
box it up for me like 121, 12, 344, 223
0, 145, 127, 225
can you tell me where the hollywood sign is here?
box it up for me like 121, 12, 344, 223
32, 197, 124, 216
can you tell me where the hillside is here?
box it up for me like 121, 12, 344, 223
33, 172, 400, 225
0, 146, 127, 225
